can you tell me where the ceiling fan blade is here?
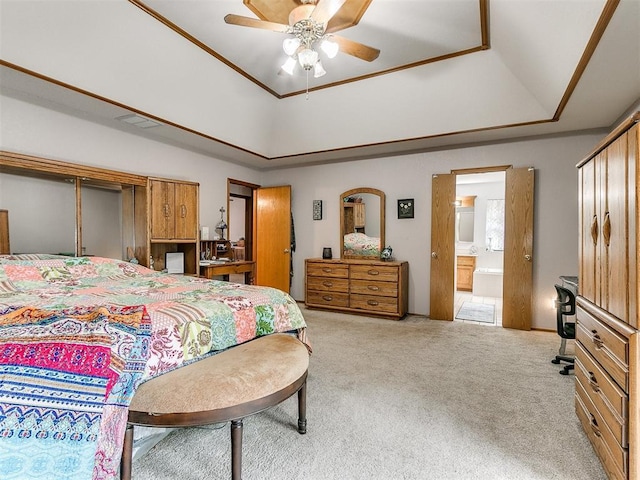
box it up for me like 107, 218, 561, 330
311, 0, 347, 25
224, 14, 290, 33
331, 35, 380, 62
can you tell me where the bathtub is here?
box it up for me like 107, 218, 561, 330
472, 268, 503, 297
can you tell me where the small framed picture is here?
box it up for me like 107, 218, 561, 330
398, 199, 414, 219
166, 252, 184, 274
313, 200, 323, 220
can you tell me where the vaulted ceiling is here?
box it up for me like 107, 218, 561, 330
1, 0, 639, 169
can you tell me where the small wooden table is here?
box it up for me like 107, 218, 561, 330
200, 260, 255, 284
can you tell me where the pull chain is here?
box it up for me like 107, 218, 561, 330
306, 69, 310, 100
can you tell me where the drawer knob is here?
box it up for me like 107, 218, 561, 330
367, 300, 379, 306
322, 268, 332, 273
368, 285, 380, 291
588, 372, 600, 393
591, 331, 604, 349
368, 269, 380, 276
322, 281, 333, 287
322, 295, 333, 302
589, 414, 601, 438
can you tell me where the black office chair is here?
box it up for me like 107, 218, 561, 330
551, 284, 576, 375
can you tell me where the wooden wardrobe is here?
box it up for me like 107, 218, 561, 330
576, 111, 639, 480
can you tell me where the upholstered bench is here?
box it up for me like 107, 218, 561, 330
120, 333, 309, 480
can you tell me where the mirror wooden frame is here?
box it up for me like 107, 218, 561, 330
340, 187, 385, 260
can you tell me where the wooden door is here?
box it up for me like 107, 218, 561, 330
174, 182, 198, 240
150, 180, 175, 239
603, 132, 630, 321
502, 167, 535, 330
579, 155, 598, 305
0, 210, 9, 254
429, 173, 456, 320
255, 186, 291, 293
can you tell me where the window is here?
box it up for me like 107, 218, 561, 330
485, 199, 505, 251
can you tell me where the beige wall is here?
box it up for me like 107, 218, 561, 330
263, 132, 605, 329
1, 91, 610, 329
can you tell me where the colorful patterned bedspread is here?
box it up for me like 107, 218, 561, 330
0, 254, 307, 479
343, 232, 381, 256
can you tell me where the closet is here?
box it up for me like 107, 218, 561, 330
0, 152, 200, 275
576, 112, 639, 480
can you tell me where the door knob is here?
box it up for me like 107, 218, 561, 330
431, 252, 438, 258
284, 248, 290, 253
524, 254, 532, 261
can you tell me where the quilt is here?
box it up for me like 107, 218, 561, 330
0, 254, 307, 479
343, 232, 381, 257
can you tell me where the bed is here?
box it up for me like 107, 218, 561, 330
343, 232, 381, 257
0, 254, 308, 480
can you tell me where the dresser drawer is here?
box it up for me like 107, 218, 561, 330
350, 265, 398, 282
350, 279, 398, 298
457, 255, 476, 267
307, 277, 349, 293
576, 380, 627, 479
306, 290, 349, 308
575, 342, 627, 447
307, 263, 349, 278
576, 306, 629, 391
350, 294, 398, 314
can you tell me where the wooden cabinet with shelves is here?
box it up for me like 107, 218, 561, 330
456, 255, 476, 292
576, 112, 639, 480
148, 178, 199, 276
305, 258, 409, 319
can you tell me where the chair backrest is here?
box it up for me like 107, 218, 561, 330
554, 284, 576, 338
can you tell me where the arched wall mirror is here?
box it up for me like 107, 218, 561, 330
340, 187, 385, 259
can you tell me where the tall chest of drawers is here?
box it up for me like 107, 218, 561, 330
305, 258, 409, 319
576, 113, 640, 480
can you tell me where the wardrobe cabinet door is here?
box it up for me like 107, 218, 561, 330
175, 182, 198, 240
603, 132, 631, 323
579, 156, 597, 305
150, 180, 175, 239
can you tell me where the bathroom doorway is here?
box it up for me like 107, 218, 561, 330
454, 171, 506, 326
430, 166, 534, 329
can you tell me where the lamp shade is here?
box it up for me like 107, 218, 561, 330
314, 61, 326, 78
298, 48, 319, 70
320, 38, 339, 59
283, 37, 301, 56
281, 56, 297, 75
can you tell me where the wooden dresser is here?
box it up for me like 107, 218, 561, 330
305, 258, 409, 319
575, 112, 639, 480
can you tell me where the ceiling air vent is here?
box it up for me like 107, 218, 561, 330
116, 114, 161, 129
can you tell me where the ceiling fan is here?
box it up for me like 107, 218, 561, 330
224, 0, 380, 78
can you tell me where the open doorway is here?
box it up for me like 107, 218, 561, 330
226, 179, 257, 283
453, 171, 506, 326
430, 166, 534, 329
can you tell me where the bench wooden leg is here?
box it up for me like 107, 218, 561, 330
297, 380, 307, 434
120, 424, 134, 480
231, 419, 243, 480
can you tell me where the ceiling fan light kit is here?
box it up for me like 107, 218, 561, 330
224, 0, 379, 91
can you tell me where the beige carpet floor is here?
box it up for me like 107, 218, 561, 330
132, 306, 604, 480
